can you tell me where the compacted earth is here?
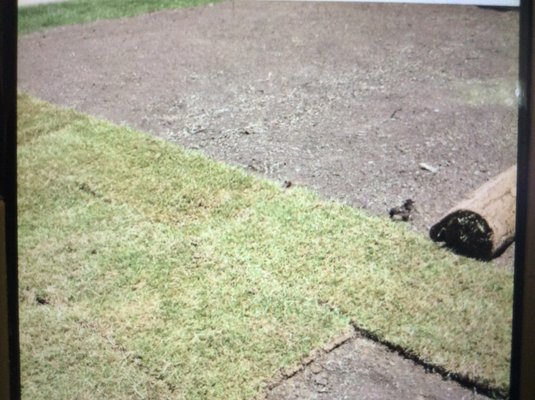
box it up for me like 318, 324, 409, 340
19, 1, 518, 398
266, 332, 488, 400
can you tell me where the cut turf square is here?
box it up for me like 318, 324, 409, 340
19, 94, 513, 398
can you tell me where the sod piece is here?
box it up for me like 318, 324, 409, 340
18, 94, 513, 398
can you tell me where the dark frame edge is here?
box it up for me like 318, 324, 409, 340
0, 0, 20, 399
511, 0, 534, 399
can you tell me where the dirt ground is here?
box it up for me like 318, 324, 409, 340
266, 330, 488, 400
18, 1, 518, 398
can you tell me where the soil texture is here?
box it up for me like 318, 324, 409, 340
18, 2, 518, 398
266, 333, 488, 400
18, 1, 519, 266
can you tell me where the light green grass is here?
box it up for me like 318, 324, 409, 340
19, 0, 217, 35
18, 93, 513, 398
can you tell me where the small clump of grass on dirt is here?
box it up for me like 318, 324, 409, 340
18, 93, 513, 399
18, 0, 218, 34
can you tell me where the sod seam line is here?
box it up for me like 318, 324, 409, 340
18, 94, 513, 398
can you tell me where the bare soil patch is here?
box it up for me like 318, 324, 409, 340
19, 1, 518, 266
267, 332, 488, 400
18, 2, 517, 398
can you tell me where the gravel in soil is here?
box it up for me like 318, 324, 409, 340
18, 2, 517, 398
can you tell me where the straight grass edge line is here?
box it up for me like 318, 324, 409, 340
351, 323, 508, 399
258, 326, 356, 397
18, 94, 512, 397
262, 323, 508, 400
309, 299, 509, 398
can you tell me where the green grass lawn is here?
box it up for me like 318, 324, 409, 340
19, 0, 217, 34
18, 94, 513, 399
